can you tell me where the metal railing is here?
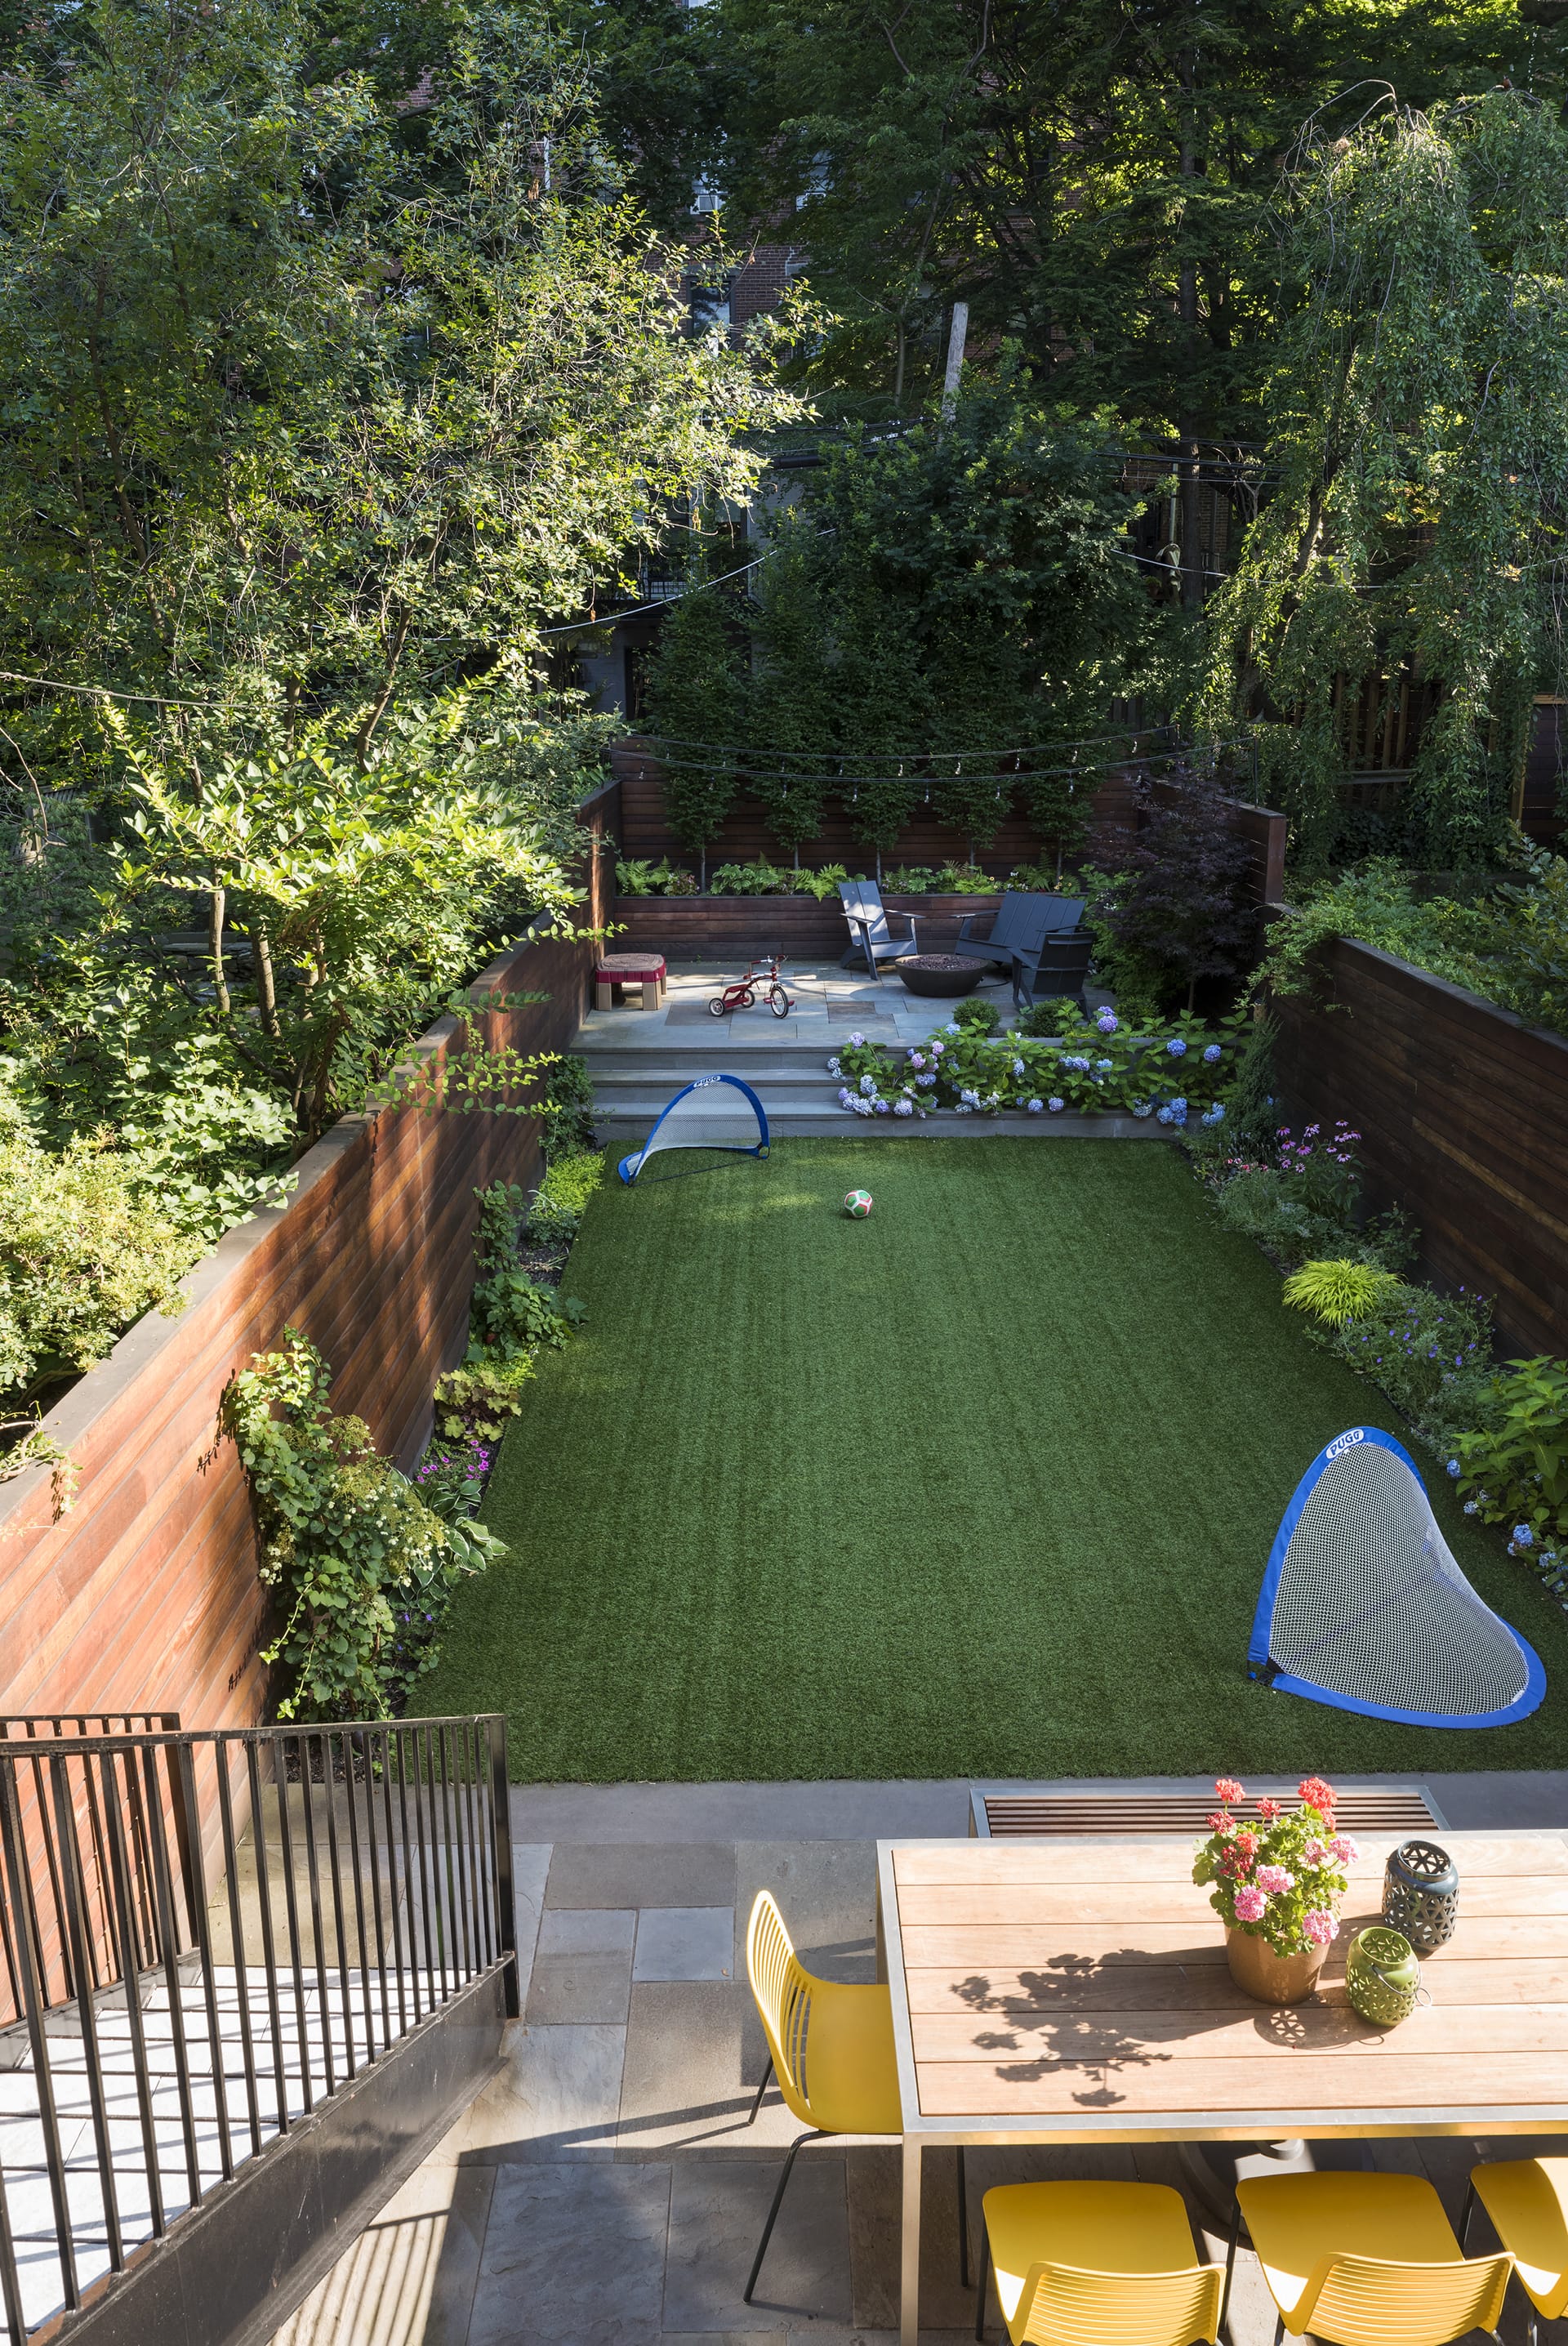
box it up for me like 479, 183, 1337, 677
0, 1715, 515, 2342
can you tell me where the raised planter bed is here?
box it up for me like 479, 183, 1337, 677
612, 890, 1004, 961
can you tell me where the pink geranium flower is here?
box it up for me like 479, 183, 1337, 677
1298, 1776, 1337, 1817
1303, 1910, 1339, 1946
1256, 1865, 1294, 1895
1232, 1884, 1267, 1922
1214, 1777, 1245, 1804
1329, 1835, 1360, 1865
1257, 1797, 1282, 1822
1303, 1839, 1327, 1867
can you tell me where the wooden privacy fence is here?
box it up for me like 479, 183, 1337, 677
1270, 933, 1568, 1359
0, 877, 606, 1740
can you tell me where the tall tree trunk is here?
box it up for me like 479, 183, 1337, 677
1177, 45, 1204, 613
210, 879, 231, 1017
254, 920, 280, 1038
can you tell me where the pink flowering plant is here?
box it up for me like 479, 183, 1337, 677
1192, 1777, 1357, 1957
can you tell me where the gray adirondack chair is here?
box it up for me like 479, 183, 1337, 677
1010, 930, 1093, 1013
952, 892, 1085, 973
838, 881, 920, 979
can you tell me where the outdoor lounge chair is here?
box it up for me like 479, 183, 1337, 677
952, 893, 1085, 974
838, 880, 920, 978
1009, 930, 1092, 1012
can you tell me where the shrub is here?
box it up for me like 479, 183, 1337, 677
1323, 1283, 1495, 1449
223, 1330, 504, 1719
0, 1095, 201, 1407
541, 1055, 595, 1159
1213, 1169, 1346, 1268
951, 998, 1000, 1037
526, 1150, 604, 1244
1283, 1259, 1402, 1327
433, 1354, 536, 1443
1096, 765, 1259, 1012
1455, 1357, 1568, 1548
467, 1181, 584, 1354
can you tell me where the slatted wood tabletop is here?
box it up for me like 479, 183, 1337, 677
880, 1831, 1568, 2346
882, 1831, 1568, 2130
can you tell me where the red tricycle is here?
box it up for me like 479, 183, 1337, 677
709, 955, 794, 1018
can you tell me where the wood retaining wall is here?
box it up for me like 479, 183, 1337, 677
1270, 934, 1568, 1359
0, 796, 614, 1733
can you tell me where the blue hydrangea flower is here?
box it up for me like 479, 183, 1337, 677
916, 1072, 936, 1087
875, 1099, 891, 1115
1132, 1099, 1153, 1118
1013, 1059, 1026, 1077
1446, 1459, 1461, 1479
826, 1056, 841, 1075
1047, 1095, 1065, 1113
1027, 1097, 1044, 1113
848, 1031, 865, 1046
1167, 1037, 1187, 1057
1096, 1057, 1113, 1070
908, 1050, 926, 1069
1096, 1008, 1118, 1033
955, 1102, 973, 1114
1463, 1501, 1479, 1514
1168, 1096, 1187, 1113
960, 1087, 979, 1104
1514, 1524, 1535, 1548
893, 1098, 913, 1117
1062, 1055, 1090, 1072
859, 1073, 876, 1095
944, 1021, 961, 1034
1202, 1043, 1223, 1064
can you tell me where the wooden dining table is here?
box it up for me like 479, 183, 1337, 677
876, 1829, 1568, 2346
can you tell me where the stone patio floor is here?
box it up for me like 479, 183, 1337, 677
271, 1774, 1568, 2346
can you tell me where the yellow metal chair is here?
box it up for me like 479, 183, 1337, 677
1233, 2170, 1512, 2345
1464, 2156, 1568, 2345
742, 1889, 912, 2303
974, 2179, 1222, 2345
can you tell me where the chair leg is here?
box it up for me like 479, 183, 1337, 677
746, 2054, 774, 2126
973, 2222, 991, 2342
1272, 2316, 1285, 2346
956, 2144, 969, 2287
1459, 2174, 1477, 2249
1220, 2196, 1242, 2339
743, 2130, 822, 2304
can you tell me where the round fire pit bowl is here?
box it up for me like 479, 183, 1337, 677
894, 953, 989, 998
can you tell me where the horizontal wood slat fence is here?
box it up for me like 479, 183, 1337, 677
1270, 932, 1568, 1359
606, 742, 1286, 957
0, 796, 613, 1742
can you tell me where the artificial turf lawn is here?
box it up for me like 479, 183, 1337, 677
421, 1138, 1568, 1782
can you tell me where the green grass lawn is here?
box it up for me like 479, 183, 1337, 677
422, 1138, 1568, 1782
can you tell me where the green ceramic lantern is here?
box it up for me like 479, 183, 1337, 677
1346, 1925, 1421, 2027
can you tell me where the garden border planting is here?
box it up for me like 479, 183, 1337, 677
0, 917, 599, 1738
1270, 930, 1568, 1358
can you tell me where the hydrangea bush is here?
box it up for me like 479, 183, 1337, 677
827, 1006, 1245, 1122
1192, 1776, 1356, 1957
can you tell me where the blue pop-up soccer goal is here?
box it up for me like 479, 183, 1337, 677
1248, 1425, 1544, 1728
617, 1073, 770, 1184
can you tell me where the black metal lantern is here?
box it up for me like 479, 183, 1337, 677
1382, 1840, 1459, 1954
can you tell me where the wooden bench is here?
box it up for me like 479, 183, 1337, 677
969, 1782, 1446, 1837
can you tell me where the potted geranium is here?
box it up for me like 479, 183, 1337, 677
1193, 1776, 1358, 2005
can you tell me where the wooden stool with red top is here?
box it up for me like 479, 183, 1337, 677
595, 952, 667, 1011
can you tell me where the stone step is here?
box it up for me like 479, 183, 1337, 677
594, 1102, 1165, 1140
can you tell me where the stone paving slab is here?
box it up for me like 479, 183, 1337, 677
273, 1780, 1568, 2346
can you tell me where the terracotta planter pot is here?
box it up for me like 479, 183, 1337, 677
1226, 1927, 1328, 2006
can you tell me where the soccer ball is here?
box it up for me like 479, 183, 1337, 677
844, 1189, 873, 1218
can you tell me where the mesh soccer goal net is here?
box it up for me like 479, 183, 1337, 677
617, 1073, 770, 1184
1247, 1426, 1544, 1728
